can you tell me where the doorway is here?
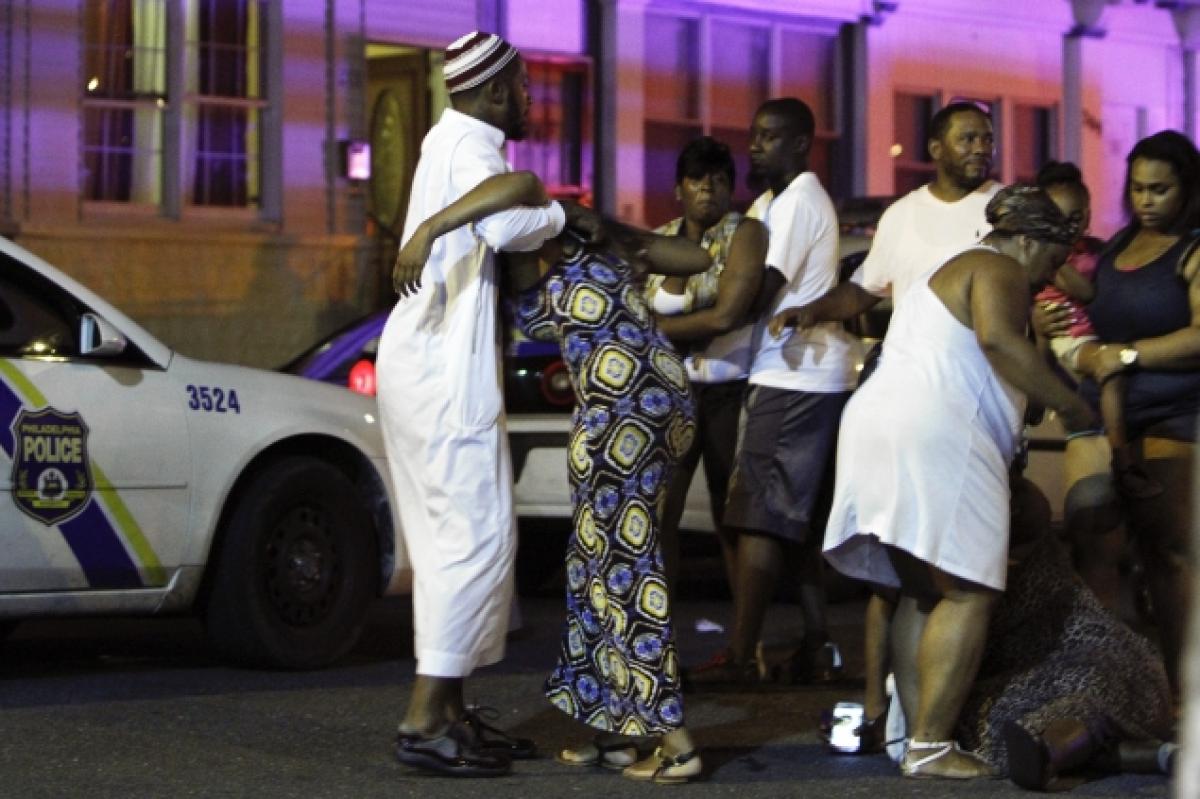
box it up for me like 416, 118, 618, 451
363, 45, 447, 303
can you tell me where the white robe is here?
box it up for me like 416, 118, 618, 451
376, 108, 564, 677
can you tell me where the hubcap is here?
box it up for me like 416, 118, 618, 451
264, 505, 343, 627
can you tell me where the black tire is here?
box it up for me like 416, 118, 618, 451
204, 456, 377, 668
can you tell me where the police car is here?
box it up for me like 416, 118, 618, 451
0, 236, 408, 669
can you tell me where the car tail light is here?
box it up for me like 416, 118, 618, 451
348, 359, 377, 397
540, 360, 574, 407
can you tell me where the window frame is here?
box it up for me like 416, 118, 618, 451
639, 8, 844, 224
504, 51, 594, 204
79, 0, 170, 212
1009, 98, 1060, 184
890, 87, 941, 197
78, 0, 280, 224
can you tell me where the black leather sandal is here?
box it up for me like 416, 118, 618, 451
395, 721, 511, 777
462, 705, 538, 759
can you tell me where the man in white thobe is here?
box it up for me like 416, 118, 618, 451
378, 31, 569, 777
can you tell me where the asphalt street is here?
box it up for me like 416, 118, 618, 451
0, 562, 1173, 799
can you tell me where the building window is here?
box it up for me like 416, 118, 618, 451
81, 0, 270, 213
185, 0, 266, 207
892, 93, 1016, 194
641, 11, 842, 226
891, 91, 937, 197
1012, 103, 1057, 183
82, 0, 168, 205
507, 55, 592, 203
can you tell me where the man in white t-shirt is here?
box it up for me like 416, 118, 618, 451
770, 100, 998, 750
689, 98, 858, 688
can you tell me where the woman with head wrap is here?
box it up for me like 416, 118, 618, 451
822, 185, 1099, 780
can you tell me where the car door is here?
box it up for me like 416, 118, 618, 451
0, 261, 189, 592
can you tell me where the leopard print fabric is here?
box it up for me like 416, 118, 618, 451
957, 532, 1173, 772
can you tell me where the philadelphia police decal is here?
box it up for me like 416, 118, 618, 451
11, 407, 92, 525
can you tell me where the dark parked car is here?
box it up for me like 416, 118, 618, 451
282, 310, 575, 412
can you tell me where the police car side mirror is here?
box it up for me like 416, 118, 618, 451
79, 312, 127, 357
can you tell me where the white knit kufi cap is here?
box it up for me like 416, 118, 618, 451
443, 31, 519, 94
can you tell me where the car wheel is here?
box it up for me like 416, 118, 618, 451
204, 456, 377, 669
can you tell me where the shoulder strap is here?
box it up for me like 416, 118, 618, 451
1176, 228, 1200, 280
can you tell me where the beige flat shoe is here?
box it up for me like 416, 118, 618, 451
622, 746, 702, 784
555, 738, 638, 770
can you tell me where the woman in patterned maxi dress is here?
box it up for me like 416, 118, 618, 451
515, 238, 694, 721
512, 233, 706, 782
396, 173, 711, 783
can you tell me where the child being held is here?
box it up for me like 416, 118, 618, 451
1034, 161, 1161, 499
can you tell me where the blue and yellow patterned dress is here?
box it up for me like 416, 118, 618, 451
515, 243, 696, 736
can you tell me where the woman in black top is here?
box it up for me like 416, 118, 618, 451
1041, 130, 1200, 704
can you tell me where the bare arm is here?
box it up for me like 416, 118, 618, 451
1031, 298, 1074, 339
768, 280, 882, 337
1051, 262, 1096, 305
659, 275, 688, 295
655, 218, 768, 343
604, 218, 711, 277
394, 172, 550, 297
969, 257, 1099, 434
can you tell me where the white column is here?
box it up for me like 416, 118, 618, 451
846, 21, 869, 197
1062, 34, 1083, 165
1062, 0, 1107, 165
598, 0, 647, 222
1172, 6, 1200, 141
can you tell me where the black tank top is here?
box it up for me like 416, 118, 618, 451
1083, 230, 1200, 441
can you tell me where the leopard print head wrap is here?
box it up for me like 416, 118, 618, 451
985, 183, 1078, 245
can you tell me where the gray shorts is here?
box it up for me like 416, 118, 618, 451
723, 385, 850, 543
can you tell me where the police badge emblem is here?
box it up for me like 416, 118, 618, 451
11, 407, 92, 525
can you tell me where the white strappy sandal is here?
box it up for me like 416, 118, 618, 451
901, 739, 996, 779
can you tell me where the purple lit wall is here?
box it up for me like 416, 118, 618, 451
3, 0, 1192, 367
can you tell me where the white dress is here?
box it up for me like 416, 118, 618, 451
822, 251, 1024, 591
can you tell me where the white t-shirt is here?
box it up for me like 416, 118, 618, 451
746, 172, 858, 392
853, 182, 1000, 304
